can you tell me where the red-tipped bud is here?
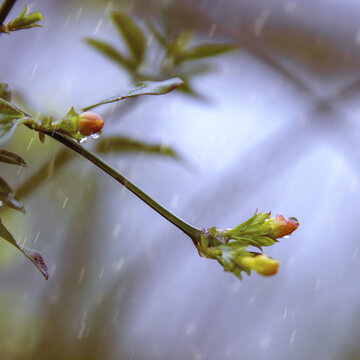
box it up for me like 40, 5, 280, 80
266, 215, 299, 239
78, 111, 104, 136
239, 254, 279, 276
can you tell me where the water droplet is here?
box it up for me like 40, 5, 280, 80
91, 133, 100, 139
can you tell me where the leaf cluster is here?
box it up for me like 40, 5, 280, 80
0, 78, 183, 279
85, 11, 238, 96
197, 212, 297, 279
0, 87, 48, 278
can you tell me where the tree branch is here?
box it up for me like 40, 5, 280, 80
46, 131, 202, 241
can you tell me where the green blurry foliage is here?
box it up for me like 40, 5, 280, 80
86, 10, 238, 96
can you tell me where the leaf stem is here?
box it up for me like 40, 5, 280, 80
0, 0, 16, 25
45, 131, 202, 241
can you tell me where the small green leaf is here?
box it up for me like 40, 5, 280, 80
5, 4, 42, 32
96, 136, 179, 159
0, 218, 48, 279
0, 177, 25, 213
0, 98, 26, 144
85, 38, 133, 71
0, 150, 26, 167
0, 83, 11, 101
111, 11, 146, 67
0, 98, 24, 120
178, 43, 238, 62
81, 78, 183, 111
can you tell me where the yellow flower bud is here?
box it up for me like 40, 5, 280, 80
239, 254, 279, 276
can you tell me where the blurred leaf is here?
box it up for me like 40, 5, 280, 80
85, 38, 133, 71
146, 21, 167, 48
82, 77, 183, 111
0, 150, 26, 167
96, 136, 179, 159
111, 11, 146, 67
0, 217, 48, 279
0, 177, 25, 213
0, 83, 11, 102
261, 27, 358, 71
178, 43, 238, 62
174, 79, 199, 96
176, 63, 214, 77
0, 98, 26, 144
16, 149, 73, 199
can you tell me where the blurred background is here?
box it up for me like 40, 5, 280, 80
2, 0, 360, 359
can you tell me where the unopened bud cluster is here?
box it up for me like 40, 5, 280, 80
197, 212, 299, 279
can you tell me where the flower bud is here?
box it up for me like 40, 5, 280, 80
265, 215, 299, 239
239, 254, 279, 276
78, 111, 104, 136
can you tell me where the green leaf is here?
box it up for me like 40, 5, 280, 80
0, 150, 26, 167
146, 21, 167, 48
81, 78, 183, 111
176, 63, 213, 77
178, 43, 238, 62
0, 98, 24, 120
0, 83, 11, 101
0, 98, 26, 144
84, 38, 133, 71
5, 4, 42, 32
0, 177, 25, 213
0, 218, 48, 279
111, 11, 146, 67
95, 136, 179, 159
